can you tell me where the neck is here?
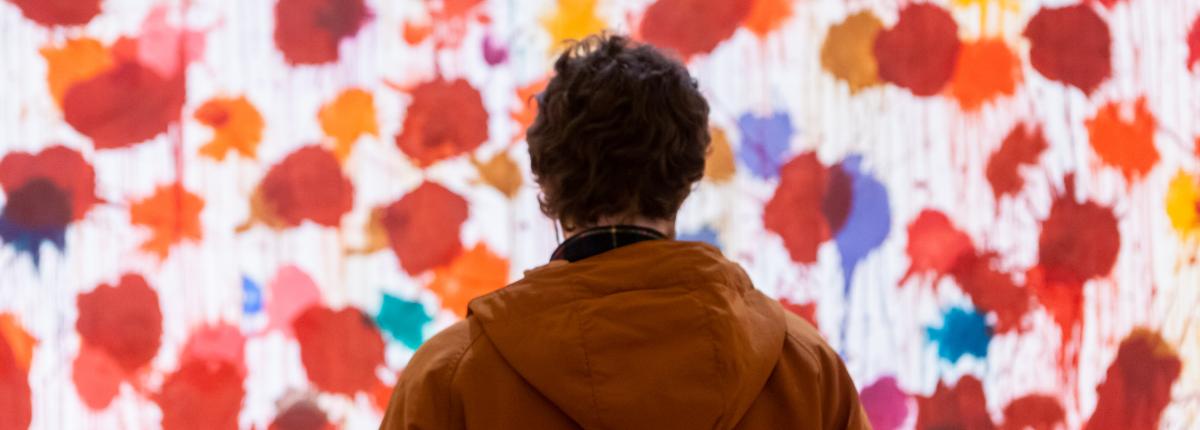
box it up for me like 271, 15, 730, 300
564, 216, 674, 240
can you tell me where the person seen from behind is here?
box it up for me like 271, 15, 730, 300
381, 33, 869, 430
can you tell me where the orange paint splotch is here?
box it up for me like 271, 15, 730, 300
319, 88, 379, 161
820, 11, 883, 93
1086, 98, 1159, 181
705, 126, 736, 183
427, 243, 509, 317
950, 38, 1021, 111
511, 78, 549, 143
0, 314, 35, 372
40, 38, 113, 106
195, 96, 265, 161
1165, 170, 1200, 239
129, 184, 205, 258
542, 0, 607, 49
743, 0, 793, 37
403, 21, 433, 45
472, 152, 523, 198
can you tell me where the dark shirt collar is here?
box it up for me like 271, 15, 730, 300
550, 225, 668, 262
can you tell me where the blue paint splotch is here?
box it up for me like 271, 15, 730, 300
375, 293, 432, 350
926, 306, 993, 363
832, 155, 891, 292
736, 112, 794, 179
242, 276, 263, 314
678, 225, 721, 250
0, 179, 71, 266
860, 376, 909, 430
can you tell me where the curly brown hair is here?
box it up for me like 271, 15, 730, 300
527, 34, 710, 231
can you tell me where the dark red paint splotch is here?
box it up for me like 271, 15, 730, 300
951, 252, 1029, 333
873, 4, 961, 96
2, 179, 71, 230
822, 164, 853, 235
0, 146, 99, 221
1033, 177, 1119, 339
1085, 329, 1182, 430
62, 60, 186, 149
764, 153, 833, 264
396, 79, 489, 167
1001, 395, 1065, 430
274, 0, 369, 65
260, 146, 354, 228
381, 182, 469, 275
1024, 4, 1112, 94
76, 274, 163, 373
0, 332, 32, 430
639, 0, 753, 59
292, 306, 386, 396
269, 400, 334, 430
1188, 15, 1200, 71
6, 0, 101, 27
915, 375, 995, 430
987, 124, 1047, 199
155, 359, 245, 430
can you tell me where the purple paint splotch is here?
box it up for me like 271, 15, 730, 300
483, 34, 509, 65
736, 112, 794, 179
0, 179, 71, 266
832, 155, 891, 292
678, 225, 721, 250
860, 376, 909, 430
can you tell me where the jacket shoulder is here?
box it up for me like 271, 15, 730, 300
777, 311, 871, 430
379, 318, 483, 430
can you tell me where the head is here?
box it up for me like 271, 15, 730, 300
527, 34, 711, 237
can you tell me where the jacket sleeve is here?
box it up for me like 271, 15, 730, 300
379, 321, 473, 430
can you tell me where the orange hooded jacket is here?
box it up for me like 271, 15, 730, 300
381, 240, 870, 429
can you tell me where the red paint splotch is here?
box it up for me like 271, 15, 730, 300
62, 58, 186, 149
987, 124, 1047, 199
396, 79, 488, 167
1024, 4, 1112, 94
764, 153, 836, 264
639, 0, 752, 59
270, 399, 334, 430
76, 274, 163, 373
1085, 329, 1182, 430
780, 299, 819, 330
7, 0, 101, 27
274, 0, 370, 65
1031, 177, 1119, 341
72, 343, 123, 410
902, 210, 973, 283
1086, 98, 1159, 181
0, 328, 32, 430
293, 306, 385, 395
0, 146, 99, 221
951, 252, 1029, 333
380, 182, 469, 275
1001, 394, 1064, 430
916, 375, 995, 430
904, 210, 1029, 332
873, 4, 961, 96
155, 359, 246, 430
181, 324, 246, 376
1189, 16, 1200, 71
259, 146, 354, 228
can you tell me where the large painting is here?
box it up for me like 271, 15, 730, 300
0, 0, 1197, 428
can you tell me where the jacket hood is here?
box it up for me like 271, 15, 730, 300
467, 240, 787, 430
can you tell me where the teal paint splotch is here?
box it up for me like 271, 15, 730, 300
376, 293, 432, 350
926, 306, 993, 363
